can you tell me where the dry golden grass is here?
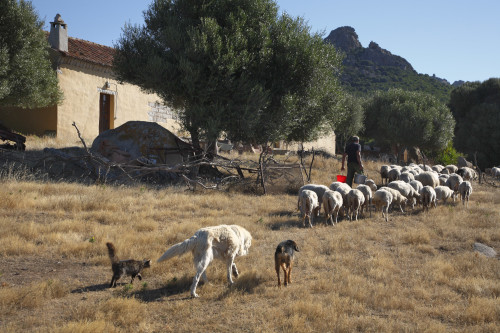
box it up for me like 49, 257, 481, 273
0, 141, 499, 332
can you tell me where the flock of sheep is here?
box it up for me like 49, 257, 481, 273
298, 163, 476, 226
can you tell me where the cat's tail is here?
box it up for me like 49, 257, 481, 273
106, 242, 119, 264
157, 235, 199, 263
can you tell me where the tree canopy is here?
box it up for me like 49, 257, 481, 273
113, 0, 343, 150
334, 94, 364, 152
449, 78, 500, 167
0, 0, 61, 108
363, 89, 455, 158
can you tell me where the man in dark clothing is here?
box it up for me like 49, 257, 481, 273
341, 136, 364, 187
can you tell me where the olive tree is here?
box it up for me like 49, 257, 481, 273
0, 0, 61, 108
449, 78, 500, 167
364, 89, 455, 160
113, 0, 343, 152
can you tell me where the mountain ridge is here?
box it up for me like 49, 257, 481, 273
324, 26, 462, 100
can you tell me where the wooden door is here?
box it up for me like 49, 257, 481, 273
99, 93, 111, 133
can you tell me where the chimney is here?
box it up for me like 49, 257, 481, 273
48, 14, 68, 52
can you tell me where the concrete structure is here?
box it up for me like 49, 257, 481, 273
0, 14, 335, 155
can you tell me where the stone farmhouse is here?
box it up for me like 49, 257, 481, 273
0, 14, 335, 155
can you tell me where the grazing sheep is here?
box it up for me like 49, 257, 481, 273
493, 167, 500, 179
440, 168, 450, 175
329, 181, 347, 191
399, 172, 415, 183
380, 165, 391, 185
446, 165, 458, 174
432, 165, 444, 173
458, 181, 473, 207
438, 174, 450, 186
381, 187, 408, 213
457, 167, 477, 181
322, 190, 343, 225
298, 190, 319, 228
373, 189, 393, 222
388, 168, 401, 183
420, 165, 433, 172
409, 180, 424, 194
434, 185, 455, 204
415, 171, 440, 188
356, 184, 373, 217
364, 178, 377, 192
387, 181, 420, 209
420, 186, 437, 211
445, 174, 463, 198
347, 189, 365, 221
334, 183, 352, 216
299, 184, 329, 216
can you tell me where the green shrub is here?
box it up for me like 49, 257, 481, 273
434, 141, 462, 165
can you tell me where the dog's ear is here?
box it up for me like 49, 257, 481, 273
293, 243, 299, 252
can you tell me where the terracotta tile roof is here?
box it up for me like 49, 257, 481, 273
45, 31, 115, 67
66, 37, 115, 67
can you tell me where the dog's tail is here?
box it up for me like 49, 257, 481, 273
157, 235, 198, 263
106, 242, 119, 264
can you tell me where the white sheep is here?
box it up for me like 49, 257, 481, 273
415, 171, 439, 188
329, 181, 348, 191
434, 185, 455, 204
432, 165, 445, 173
380, 165, 391, 185
458, 181, 473, 208
387, 180, 420, 209
440, 168, 450, 175
373, 189, 393, 222
399, 172, 415, 183
364, 178, 377, 192
458, 167, 477, 181
322, 190, 343, 225
445, 174, 463, 198
388, 168, 401, 183
446, 165, 458, 174
299, 184, 329, 216
299, 189, 319, 228
347, 189, 365, 221
419, 186, 437, 211
493, 167, 500, 179
381, 186, 408, 213
334, 183, 352, 217
409, 180, 424, 194
438, 174, 449, 186
356, 184, 373, 217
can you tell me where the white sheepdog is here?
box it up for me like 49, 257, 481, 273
157, 224, 252, 297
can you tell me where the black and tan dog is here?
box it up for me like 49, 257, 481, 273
274, 240, 299, 287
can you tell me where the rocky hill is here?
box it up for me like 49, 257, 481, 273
325, 26, 458, 102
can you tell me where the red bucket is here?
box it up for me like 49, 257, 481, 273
336, 175, 347, 183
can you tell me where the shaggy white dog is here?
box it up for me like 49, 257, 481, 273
157, 224, 252, 298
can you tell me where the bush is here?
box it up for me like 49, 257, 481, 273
433, 141, 462, 166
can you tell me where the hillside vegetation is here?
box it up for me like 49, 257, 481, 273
0, 140, 499, 332
325, 26, 454, 103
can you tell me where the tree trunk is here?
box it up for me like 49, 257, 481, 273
189, 127, 201, 150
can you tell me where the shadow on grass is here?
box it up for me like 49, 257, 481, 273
71, 283, 109, 293
218, 271, 266, 299
131, 274, 194, 302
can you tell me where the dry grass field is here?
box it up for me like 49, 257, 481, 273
0, 139, 499, 332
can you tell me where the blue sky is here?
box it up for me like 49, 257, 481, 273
32, 0, 499, 84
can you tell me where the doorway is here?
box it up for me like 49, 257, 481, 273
99, 93, 112, 133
